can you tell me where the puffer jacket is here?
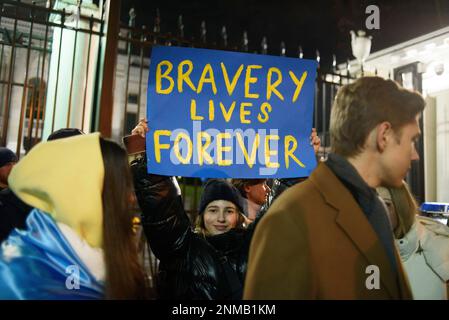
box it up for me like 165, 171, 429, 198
131, 157, 261, 300
397, 216, 449, 299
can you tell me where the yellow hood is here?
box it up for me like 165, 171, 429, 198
8, 133, 104, 248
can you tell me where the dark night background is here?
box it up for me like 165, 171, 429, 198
119, 0, 449, 70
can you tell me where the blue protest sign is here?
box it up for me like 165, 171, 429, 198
146, 46, 318, 178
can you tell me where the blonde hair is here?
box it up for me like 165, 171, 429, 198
330, 77, 425, 157
389, 182, 418, 239
378, 181, 418, 239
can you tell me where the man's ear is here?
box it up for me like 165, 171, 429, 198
376, 122, 392, 152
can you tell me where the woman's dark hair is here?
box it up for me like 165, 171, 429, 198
99, 137, 148, 299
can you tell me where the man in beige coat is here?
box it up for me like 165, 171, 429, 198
244, 77, 425, 299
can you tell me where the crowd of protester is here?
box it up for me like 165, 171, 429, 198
0, 76, 448, 300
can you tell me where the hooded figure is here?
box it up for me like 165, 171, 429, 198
0, 133, 146, 299
378, 182, 449, 300
0, 127, 84, 243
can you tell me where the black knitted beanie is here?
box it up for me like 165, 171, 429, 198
198, 179, 244, 214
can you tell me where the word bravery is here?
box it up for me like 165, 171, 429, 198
146, 46, 318, 178
155, 60, 308, 104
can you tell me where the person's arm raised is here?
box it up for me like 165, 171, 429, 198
129, 120, 193, 261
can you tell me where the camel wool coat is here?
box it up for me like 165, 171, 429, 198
244, 163, 413, 300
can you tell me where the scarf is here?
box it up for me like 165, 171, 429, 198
326, 153, 398, 276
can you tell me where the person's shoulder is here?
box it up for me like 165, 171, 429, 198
260, 179, 321, 227
415, 216, 449, 281
418, 216, 448, 230
0, 187, 11, 198
270, 177, 321, 209
0, 189, 15, 212
417, 216, 449, 258
0, 188, 32, 215
418, 216, 449, 238
0, 188, 18, 204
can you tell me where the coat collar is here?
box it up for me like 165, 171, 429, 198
206, 228, 245, 255
309, 162, 407, 298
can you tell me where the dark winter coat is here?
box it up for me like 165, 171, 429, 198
131, 157, 262, 300
0, 188, 32, 242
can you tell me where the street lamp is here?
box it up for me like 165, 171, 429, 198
350, 30, 372, 75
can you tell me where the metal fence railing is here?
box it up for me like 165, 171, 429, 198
112, 8, 356, 218
0, 0, 104, 155
0, 2, 356, 218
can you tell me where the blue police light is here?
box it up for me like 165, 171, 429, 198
420, 202, 449, 225
420, 202, 449, 215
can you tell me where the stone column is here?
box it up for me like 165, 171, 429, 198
436, 90, 449, 202
423, 96, 437, 201
42, 0, 101, 139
